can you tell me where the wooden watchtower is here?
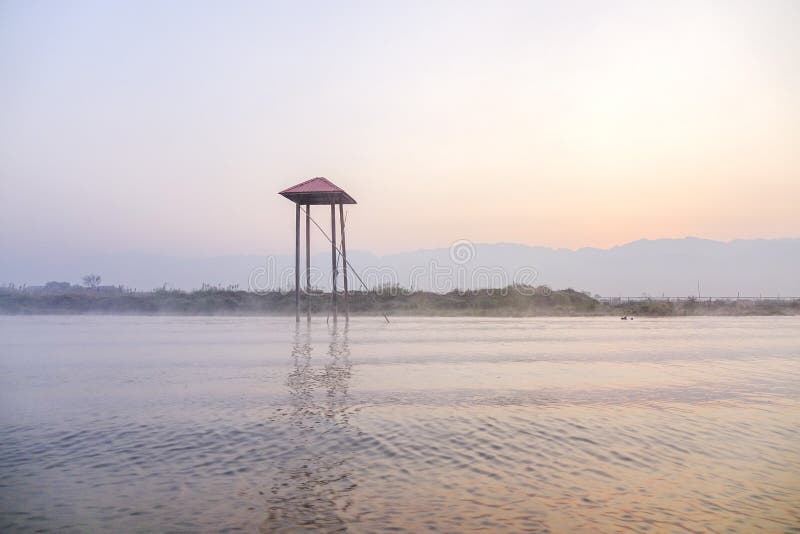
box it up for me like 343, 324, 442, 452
279, 177, 356, 322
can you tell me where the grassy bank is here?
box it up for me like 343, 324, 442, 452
2, 285, 798, 316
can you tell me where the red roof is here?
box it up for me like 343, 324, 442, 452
279, 177, 356, 204
280, 177, 342, 194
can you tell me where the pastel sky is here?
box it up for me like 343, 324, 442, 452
1, 0, 798, 258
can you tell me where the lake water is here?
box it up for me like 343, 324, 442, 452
1, 316, 799, 532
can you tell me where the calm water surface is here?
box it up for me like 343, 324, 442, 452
1, 316, 799, 532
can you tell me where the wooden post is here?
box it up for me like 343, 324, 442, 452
305, 204, 311, 322
330, 202, 337, 322
295, 202, 300, 322
339, 202, 349, 320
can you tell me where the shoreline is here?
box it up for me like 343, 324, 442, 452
2, 312, 799, 318
2, 287, 798, 318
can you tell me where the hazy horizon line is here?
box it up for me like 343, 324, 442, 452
6, 235, 798, 261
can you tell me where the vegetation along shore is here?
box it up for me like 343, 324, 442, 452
2, 283, 798, 316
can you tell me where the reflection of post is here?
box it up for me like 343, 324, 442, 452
287, 325, 314, 414
286, 323, 351, 421
339, 203, 349, 320
323, 322, 351, 421
263, 324, 353, 532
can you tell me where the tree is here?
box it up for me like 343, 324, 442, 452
82, 274, 101, 289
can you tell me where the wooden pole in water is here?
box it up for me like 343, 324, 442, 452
339, 202, 349, 320
330, 202, 337, 322
295, 202, 300, 322
305, 204, 311, 322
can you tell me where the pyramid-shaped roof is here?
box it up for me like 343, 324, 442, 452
279, 177, 356, 205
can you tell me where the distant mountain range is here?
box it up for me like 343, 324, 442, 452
2, 238, 798, 297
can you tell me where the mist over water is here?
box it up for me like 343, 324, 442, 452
1, 316, 799, 531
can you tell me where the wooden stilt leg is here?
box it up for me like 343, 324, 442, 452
339, 203, 349, 320
306, 204, 311, 322
330, 203, 337, 322
295, 202, 300, 322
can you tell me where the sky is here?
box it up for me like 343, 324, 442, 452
1, 0, 798, 259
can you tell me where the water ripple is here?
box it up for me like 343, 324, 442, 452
1, 316, 799, 532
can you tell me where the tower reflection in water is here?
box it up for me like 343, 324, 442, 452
262, 323, 357, 533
